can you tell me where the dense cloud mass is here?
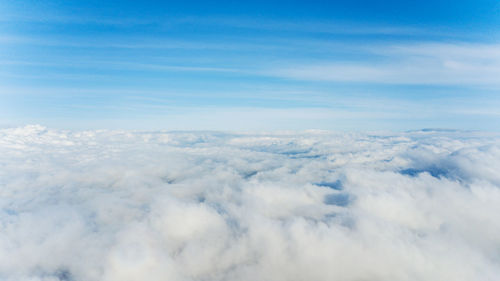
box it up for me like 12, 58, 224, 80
1, 125, 500, 281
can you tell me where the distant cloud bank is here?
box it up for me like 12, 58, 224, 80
1, 125, 500, 281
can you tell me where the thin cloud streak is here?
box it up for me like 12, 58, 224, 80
4, 36, 499, 87
268, 43, 500, 86
0, 12, 447, 37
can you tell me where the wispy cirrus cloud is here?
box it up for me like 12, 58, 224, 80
268, 43, 500, 86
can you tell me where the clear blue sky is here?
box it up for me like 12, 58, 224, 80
1, 0, 499, 130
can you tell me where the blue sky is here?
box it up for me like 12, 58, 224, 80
1, 0, 499, 130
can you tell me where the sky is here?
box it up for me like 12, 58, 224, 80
1, 0, 500, 130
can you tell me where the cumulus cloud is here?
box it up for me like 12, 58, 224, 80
1, 125, 500, 281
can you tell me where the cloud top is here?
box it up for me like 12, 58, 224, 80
1, 126, 500, 281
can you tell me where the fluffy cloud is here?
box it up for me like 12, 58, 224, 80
1, 125, 499, 281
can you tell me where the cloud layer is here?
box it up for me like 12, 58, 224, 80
1, 125, 500, 281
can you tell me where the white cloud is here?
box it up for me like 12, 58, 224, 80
1, 125, 500, 280
269, 43, 500, 86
